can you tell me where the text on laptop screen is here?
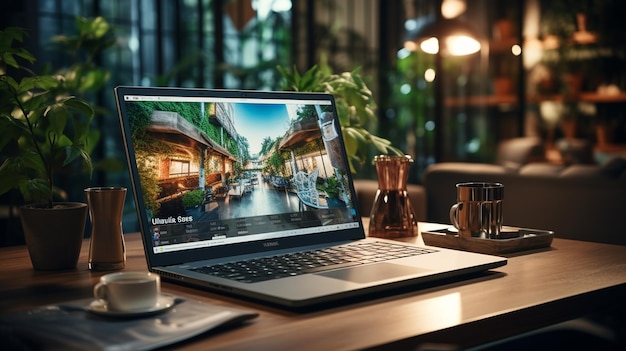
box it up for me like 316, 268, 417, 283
122, 93, 360, 254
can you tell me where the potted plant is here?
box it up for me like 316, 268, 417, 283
316, 175, 346, 208
0, 27, 96, 270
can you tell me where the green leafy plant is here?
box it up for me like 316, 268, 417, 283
316, 175, 342, 199
277, 63, 403, 173
49, 16, 115, 111
0, 27, 95, 208
182, 189, 205, 208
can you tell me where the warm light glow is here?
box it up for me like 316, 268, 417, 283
539, 101, 564, 127
543, 35, 559, 50
420, 35, 480, 56
424, 68, 436, 82
523, 37, 543, 69
441, 0, 467, 19
420, 37, 440, 54
511, 44, 522, 56
404, 40, 419, 52
445, 35, 481, 56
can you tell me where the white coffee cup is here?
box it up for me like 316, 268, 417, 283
93, 271, 160, 311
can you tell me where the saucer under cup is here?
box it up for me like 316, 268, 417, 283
88, 294, 175, 317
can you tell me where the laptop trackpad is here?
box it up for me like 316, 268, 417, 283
316, 262, 430, 284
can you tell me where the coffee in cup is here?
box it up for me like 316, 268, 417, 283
449, 182, 504, 239
93, 271, 160, 311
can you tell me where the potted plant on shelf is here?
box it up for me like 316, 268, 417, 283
0, 27, 97, 270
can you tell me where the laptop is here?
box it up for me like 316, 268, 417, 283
114, 86, 507, 309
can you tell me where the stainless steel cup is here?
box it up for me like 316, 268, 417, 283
85, 187, 127, 270
449, 182, 504, 239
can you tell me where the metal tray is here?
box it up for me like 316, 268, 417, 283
422, 226, 554, 255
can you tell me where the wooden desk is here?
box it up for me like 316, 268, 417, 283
1, 222, 625, 350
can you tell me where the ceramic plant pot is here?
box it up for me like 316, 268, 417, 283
20, 202, 88, 270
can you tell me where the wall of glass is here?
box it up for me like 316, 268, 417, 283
0, 0, 295, 242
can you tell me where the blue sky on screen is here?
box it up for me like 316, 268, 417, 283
233, 103, 292, 156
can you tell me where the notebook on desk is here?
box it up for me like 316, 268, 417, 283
114, 86, 507, 309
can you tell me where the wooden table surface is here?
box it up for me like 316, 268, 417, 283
1, 222, 625, 350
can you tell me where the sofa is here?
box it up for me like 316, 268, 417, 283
423, 159, 626, 246
354, 137, 626, 246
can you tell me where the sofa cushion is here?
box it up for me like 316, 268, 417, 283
518, 163, 564, 176
426, 162, 507, 175
496, 137, 545, 171
560, 164, 607, 179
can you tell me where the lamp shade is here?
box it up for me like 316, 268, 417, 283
404, 17, 481, 56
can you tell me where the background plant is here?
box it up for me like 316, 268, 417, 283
48, 17, 115, 107
0, 27, 95, 208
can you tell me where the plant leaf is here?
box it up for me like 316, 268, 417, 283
62, 96, 95, 118
46, 104, 70, 136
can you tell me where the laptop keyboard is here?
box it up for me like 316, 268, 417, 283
191, 241, 437, 283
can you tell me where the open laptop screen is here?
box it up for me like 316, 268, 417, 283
115, 87, 365, 264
